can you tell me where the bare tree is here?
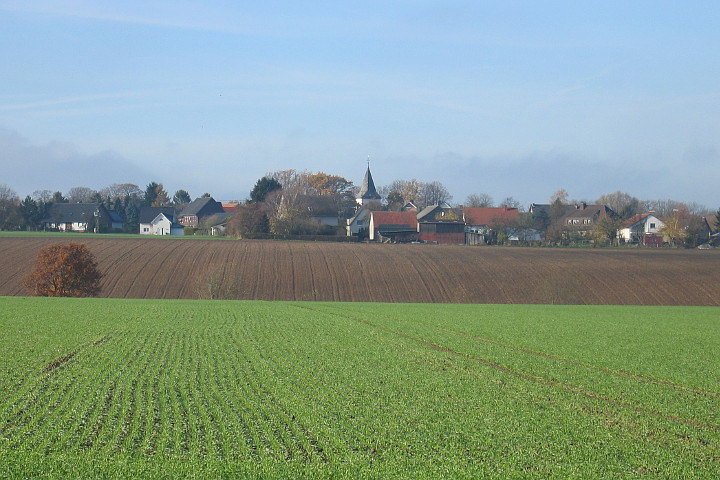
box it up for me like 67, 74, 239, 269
464, 193, 494, 208
550, 189, 569, 205
383, 179, 424, 206
500, 196, 522, 210
418, 181, 452, 207
67, 186, 97, 203
32, 190, 53, 203
99, 183, 142, 202
0, 184, 20, 230
596, 191, 640, 219
642, 199, 709, 218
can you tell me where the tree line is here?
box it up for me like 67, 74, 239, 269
1, 176, 717, 247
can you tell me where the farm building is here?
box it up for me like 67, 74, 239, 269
178, 197, 225, 228
463, 206, 520, 244
417, 204, 465, 244
42, 203, 113, 233
369, 211, 418, 242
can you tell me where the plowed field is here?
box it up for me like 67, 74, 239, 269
2, 237, 719, 305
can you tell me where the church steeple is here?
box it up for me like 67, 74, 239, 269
357, 157, 381, 206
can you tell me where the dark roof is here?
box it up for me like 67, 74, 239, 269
180, 197, 225, 217
43, 203, 109, 223
704, 214, 719, 232
298, 195, 337, 217
529, 203, 578, 217
563, 204, 617, 220
202, 212, 234, 227
358, 166, 381, 200
139, 206, 175, 223
107, 210, 124, 223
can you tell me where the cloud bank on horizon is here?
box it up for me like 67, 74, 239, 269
1, 1, 718, 207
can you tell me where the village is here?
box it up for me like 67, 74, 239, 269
9, 163, 716, 249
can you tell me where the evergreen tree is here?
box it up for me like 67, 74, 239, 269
20, 196, 41, 230
249, 177, 282, 203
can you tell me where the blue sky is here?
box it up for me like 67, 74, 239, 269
1, 1, 719, 208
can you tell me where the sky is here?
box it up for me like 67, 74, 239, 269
1, 1, 719, 208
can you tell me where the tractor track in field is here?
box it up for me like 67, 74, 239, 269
296, 303, 719, 433
435, 326, 720, 399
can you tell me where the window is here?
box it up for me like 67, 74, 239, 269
650, 223, 656, 229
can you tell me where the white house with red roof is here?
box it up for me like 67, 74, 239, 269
618, 213, 665, 245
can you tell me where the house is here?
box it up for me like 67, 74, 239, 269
369, 211, 418, 242
560, 203, 617, 236
618, 213, 665, 246
43, 203, 112, 232
298, 195, 339, 226
703, 214, 719, 236
107, 210, 125, 231
416, 203, 465, 244
197, 212, 234, 236
346, 206, 372, 236
147, 212, 184, 236
463, 206, 520, 244
139, 207, 183, 235
528, 202, 577, 227
178, 197, 225, 227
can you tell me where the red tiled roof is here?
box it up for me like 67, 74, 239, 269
222, 203, 239, 214
371, 211, 418, 229
463, 207, 519, 226
622, 213, 650, 228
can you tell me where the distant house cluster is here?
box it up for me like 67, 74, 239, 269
43, 196, 235, 237
37, 164, 719, 247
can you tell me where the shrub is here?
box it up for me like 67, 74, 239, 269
23, 243, 102, 297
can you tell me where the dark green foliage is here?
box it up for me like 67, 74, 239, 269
249, 176, 282, 203
172, 189, 192, 207
51, 191, 67, 203
143, 182, 159, 206
123, 202, 139, 233
19, 196, 41, 230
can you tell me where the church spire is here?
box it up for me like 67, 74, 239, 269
357, 157, 381, 206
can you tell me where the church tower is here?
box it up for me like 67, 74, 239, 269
356, 159, 382, 206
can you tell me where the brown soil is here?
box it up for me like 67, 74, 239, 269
2, 237, 719, 305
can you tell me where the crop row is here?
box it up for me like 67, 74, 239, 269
1, 298, 718, 478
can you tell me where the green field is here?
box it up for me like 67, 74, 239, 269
0, 298, 718, 478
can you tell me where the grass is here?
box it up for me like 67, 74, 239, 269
0, 298, 718, 478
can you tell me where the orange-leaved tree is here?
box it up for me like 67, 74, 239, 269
23, 243, 102, 297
